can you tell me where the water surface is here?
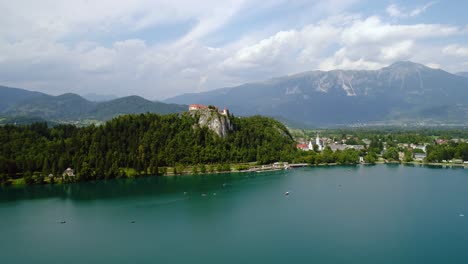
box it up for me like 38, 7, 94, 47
1, 165, 468, 263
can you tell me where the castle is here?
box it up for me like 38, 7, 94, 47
189, 104, 229, 116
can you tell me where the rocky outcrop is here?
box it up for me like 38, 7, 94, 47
188, 108, 233, 137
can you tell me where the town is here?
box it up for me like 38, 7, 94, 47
293, 130, 468, 166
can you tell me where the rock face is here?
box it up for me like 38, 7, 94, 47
188, 108, 233, 137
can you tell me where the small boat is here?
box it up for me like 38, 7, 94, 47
285, 191, 290, 196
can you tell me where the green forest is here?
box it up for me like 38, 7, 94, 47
0, 113, 297, 184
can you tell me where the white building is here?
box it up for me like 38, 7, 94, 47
316, 132, 323, 151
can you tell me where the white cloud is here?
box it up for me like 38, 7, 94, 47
0, 0, 467, 99
409, 1, 437, 16
341, 16, 459, 45
386, 2, 436, 18
320, 16, 463, 70
223, 15, 464, 74
386, 4, 403, 17
443, 44, 468, 57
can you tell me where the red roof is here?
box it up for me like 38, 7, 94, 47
296, 143, 308, 149
189, 104, 208, 109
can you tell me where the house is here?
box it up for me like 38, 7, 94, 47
273, 162, 289, 169
410, 143, 427, 153
296, 143, 309, 151
350, 145, 365, 150
329, 143, 364, 152
436, 139, 449, 145
398, 152, 405, 161
330, 143, 347, 152
63, 168, 75, 177
414, 153, 427, 161
362, 139, 371, 147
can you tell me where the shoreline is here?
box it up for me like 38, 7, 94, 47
3, 161, 466, 187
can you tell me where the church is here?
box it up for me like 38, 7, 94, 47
308, 132, 324, 151
309, 132, 325, 151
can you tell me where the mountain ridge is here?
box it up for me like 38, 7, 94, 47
0, 86, 187, 123
165, 61, 468, 126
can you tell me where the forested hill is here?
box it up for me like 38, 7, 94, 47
0, 86, 187, 123
0, 113, 296, 184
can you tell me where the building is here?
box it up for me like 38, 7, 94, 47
414, 153, 427, 161
315, 132, 324, 151
362, 139, 371, 147
63, 168, 75, 177
436, 139, 449, 145
410, 143, 427, 153
189, 104, 208, 111
329, 143, 347, 152
296, 143, 309, 151
329, 143, 364, 152
221, 108, 229, 116
189, 104, 229, 116
350, 145, 365, 150
399, 152, 405, 161
273, 162, 289, 169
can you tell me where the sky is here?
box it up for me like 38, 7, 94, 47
1, 0, 468, 99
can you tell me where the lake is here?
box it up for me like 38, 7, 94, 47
1, 165, 468, 263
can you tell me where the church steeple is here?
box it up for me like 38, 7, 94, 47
316, 132, 323, 151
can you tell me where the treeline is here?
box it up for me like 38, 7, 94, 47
426, 142, 468, 162
0, 113, 296, 183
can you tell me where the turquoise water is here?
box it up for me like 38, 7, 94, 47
1, 165, 468, 263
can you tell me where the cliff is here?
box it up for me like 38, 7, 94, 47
187, 108, 233, 137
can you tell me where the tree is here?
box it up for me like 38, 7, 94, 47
403, 150, 413, 162
23, 171, 34, 185
383, 147, 399, 161
199, 164, 207, 174
0, 113, 297, 184
79, 161, 92, 181
364, 152, 377, 164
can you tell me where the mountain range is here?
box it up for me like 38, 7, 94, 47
0, 86, 187, 123
1, 61, 468, 127
166, 61, 468, 127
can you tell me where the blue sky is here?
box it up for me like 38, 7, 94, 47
0, 0, 467, 99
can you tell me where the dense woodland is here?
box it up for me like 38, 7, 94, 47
0, 113, 296, 184
1, 112, 467, 186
